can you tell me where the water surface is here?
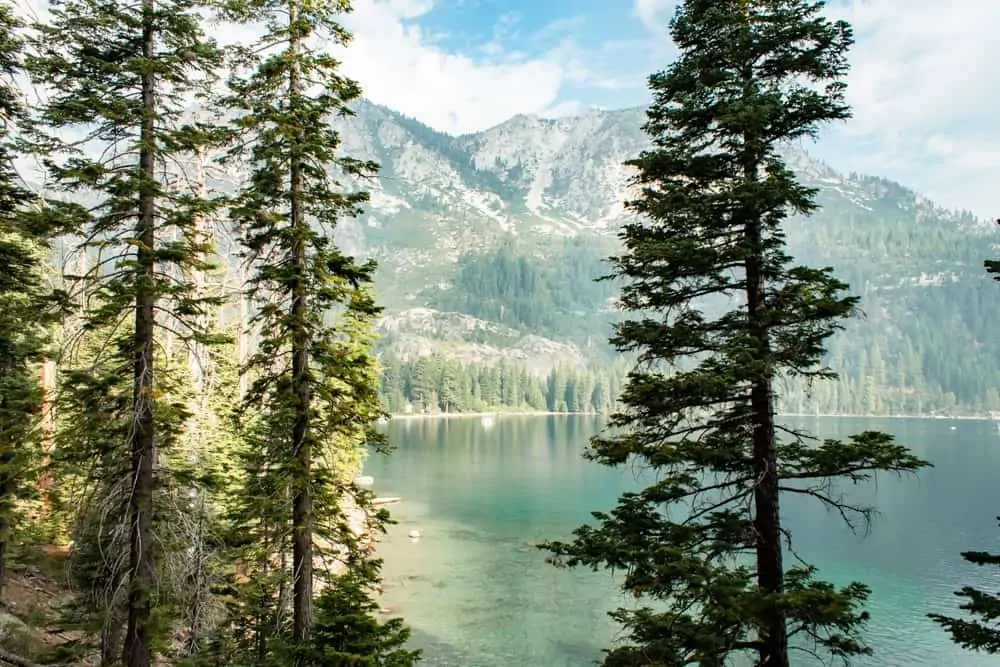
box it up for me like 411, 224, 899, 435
365, 415, 1000, 666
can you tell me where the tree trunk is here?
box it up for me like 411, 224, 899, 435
124, 2, 157, 664
182, 146, 212, 654
288, 0, 313, 649
101, 596, 123, 667
37, 358, 56, 515
187, 146, 211, 398
0, 360, 11, 598
237, 262, 249, 400
743, 169, 788, 665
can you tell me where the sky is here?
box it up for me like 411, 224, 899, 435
330, 0, 1000, 220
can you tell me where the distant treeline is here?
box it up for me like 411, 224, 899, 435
377, 353, 630, 415
378, 350, 1000, 418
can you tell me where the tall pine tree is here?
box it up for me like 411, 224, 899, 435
28, 0, 224, 662
542, 2, 929, 665
221, 0, 411, 661
0, 5, 66, 598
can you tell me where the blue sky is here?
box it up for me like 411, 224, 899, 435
332, 0, 1000, 220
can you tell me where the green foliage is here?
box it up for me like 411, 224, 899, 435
0, 3, 66, 594
289, 557, 420, 666
0, 1, 415, 665
53, 327, 215, 661
397, 149, 1000, 419
27, 0, 225, 661
987, 219, 1000, 281
773, 196, 1000, 416
541, 1, 929, 665
219, 0, 413, 659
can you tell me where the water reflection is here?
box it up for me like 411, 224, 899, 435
367, 415, 1000, 666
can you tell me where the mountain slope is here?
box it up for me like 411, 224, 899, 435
330, 101, 999, 414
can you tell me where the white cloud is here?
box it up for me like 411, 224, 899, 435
833, 0, 1000, 134
632, 0, 673, 35
336, 0, 581, 135
540, 100, 585, 118
822, 0, 1000, 217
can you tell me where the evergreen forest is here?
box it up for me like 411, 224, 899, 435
0, 0, 997, 666
0, 0, 418, 665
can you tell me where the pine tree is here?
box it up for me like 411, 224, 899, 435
55, 327, 200, 665
27, 0, 224, 662
299, 555, 420, 667
542, 2, 929, 665
0, 5, 66, 597
221, 0, 408, 658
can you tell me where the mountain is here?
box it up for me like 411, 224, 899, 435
326, 100, 1000, 416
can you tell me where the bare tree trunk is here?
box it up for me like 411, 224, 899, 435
742, 140, 788, 666
187, 146, 211, 397
37, 359, 56, 516
237, 261, 249, 400
0, 359, 11, 598
181, 144, 214, 655
123, 2, 157, 664
100, 595, 123, 667
288, 0, 313, 649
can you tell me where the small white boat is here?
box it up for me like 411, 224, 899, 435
481, 414, 495, 429
408, 529, 421, 539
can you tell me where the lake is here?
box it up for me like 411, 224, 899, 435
364, 415, 1000, 666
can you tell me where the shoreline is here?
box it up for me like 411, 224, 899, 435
385, 409, 999, 422
385, 409, 590, 421
779, 412, 997, 421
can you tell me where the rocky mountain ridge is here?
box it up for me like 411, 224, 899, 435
324, 101, 996, 392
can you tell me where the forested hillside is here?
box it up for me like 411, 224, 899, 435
0, 2, 418, 666
321, 102, 1000, 416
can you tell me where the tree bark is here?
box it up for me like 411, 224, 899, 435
124, 1, 157, 664
288, 0, 313, 649
237, 260, 249, 400
101, 600, 123, 667
746, 239, 788, 667
37, 358, 56, 516
743, 143, 789, 667
182, 145, 212, 654
0, 360, 11, 598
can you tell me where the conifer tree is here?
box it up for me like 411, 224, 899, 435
221, 0, 408, 659
0, 5, 65, 597
56, 327, 197, 665
542, 2, 929, 665
299, 556, 421, 666
27, 0, 224, 663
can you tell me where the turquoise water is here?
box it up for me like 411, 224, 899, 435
364, 415, 1000, 666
